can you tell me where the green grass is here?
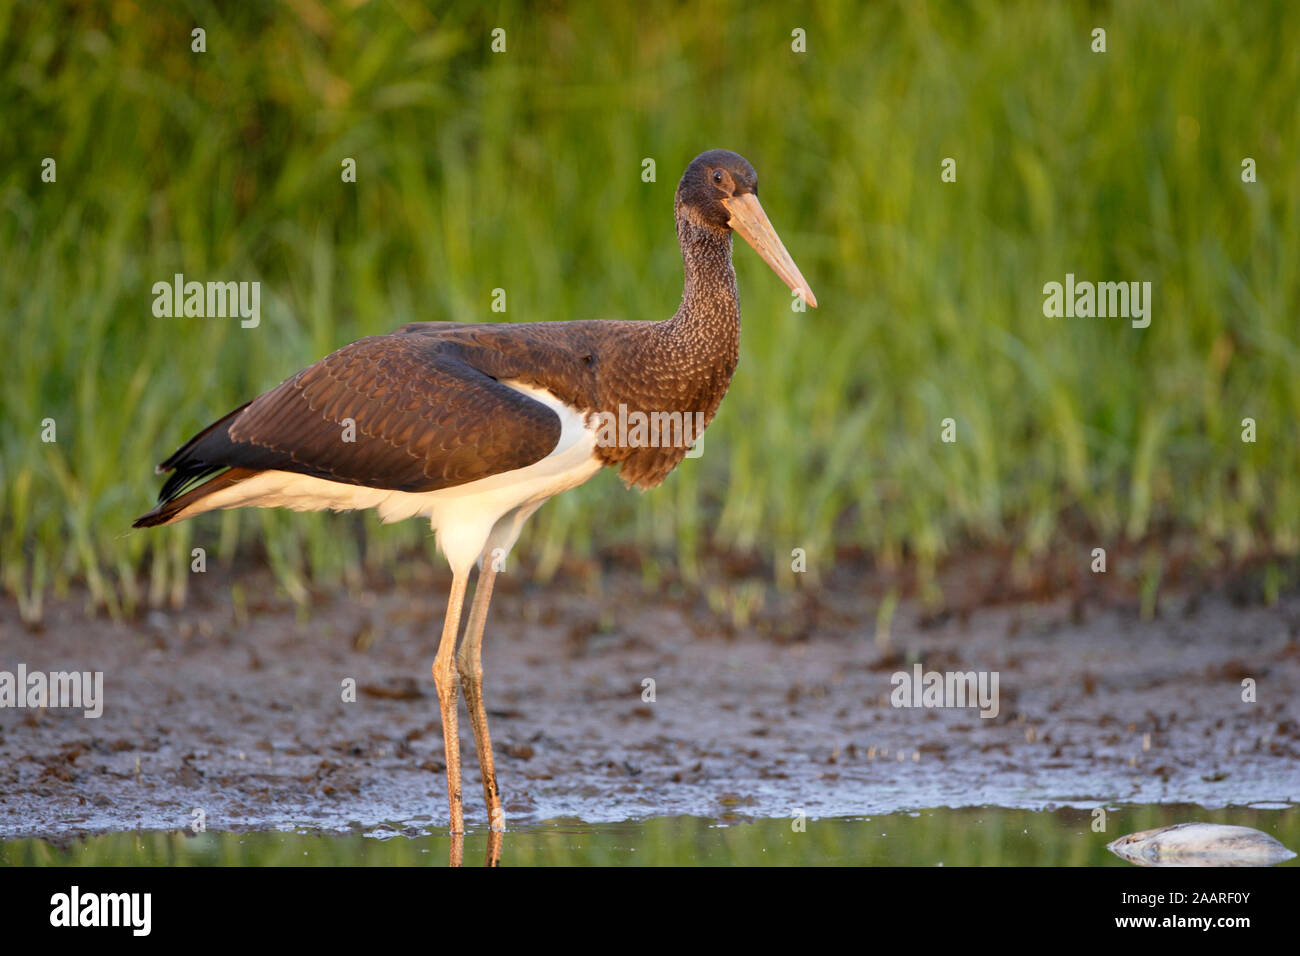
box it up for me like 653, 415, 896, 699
2, 0, 1298, 619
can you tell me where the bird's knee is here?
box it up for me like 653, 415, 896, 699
432, 658, 458, 698
456, 652, 482, 687
455, 641, 482, 681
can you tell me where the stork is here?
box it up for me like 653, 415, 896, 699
134, 149, 817, 861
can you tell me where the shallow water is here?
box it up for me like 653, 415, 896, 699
4, 804, 1296, 866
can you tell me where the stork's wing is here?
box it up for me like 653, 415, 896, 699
141, 333, 564, 517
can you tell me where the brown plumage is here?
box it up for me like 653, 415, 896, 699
135, 150, 813, 527
132, 149, 816, 862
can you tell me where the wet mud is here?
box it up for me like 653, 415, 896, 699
2, 567, 1298, 839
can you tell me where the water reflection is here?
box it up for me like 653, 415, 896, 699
3, 805, 1295, 867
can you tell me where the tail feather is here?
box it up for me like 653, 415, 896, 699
132, 468, 257, 527
133, 401, 256, 528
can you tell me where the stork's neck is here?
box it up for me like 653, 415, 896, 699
660, 198, 740, 354
596, 196, 742, 490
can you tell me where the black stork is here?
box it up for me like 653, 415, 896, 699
134, 149, 816, 860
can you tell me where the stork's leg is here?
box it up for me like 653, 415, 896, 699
457, 561, 502, 832
454, 500, 544, 851
485, 828, 503, 868
432, 571, 469, 841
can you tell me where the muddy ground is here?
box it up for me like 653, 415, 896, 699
2, 562, 1299, 839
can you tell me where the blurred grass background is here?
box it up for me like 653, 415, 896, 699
1, 0, 1297, 619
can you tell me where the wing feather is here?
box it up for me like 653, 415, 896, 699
227, 335, 563, 490
157, 334, 564, 502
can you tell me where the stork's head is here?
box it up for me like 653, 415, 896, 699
677, 149, 817, 308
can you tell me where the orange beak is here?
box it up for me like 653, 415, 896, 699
721, 193, 818, 308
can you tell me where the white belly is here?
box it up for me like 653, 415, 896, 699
193, 382, 603, 575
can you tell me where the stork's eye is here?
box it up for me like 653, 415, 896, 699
712, 169, 724, 184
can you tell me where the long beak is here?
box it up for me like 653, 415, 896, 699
721, 193, 818, 308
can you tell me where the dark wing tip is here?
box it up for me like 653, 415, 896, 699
131, 510, 166, 529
